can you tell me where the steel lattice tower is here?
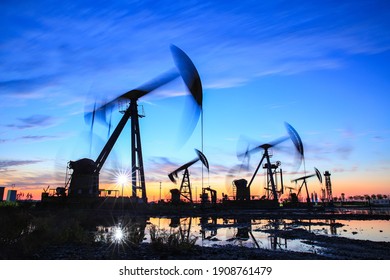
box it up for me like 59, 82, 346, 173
324, 171, 333, 202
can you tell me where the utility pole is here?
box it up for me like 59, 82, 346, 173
159, 182, 162, 202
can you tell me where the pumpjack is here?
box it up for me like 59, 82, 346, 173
66, 46, 202, 203
201, 187, 217, 205
236, 123, 304, 203
290, 167, 322, 206
168, 149, 209, 203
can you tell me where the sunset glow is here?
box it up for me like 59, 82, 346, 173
1, 0, 389, 202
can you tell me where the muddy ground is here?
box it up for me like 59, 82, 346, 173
34, 232, 390, 260
32, 209, 390, 260
2, 206, 389, 260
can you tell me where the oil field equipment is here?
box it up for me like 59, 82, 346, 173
232, 179, 250, 201
66, 45, 202, 203
291, 167, 322, 205
236, 122, 304, 202
323, 170, 333, 203
263, 161, 284, 200
0, 186, 4, 201
201, 187, 217, 205
6, 189, 17, 202
170, 189, 181, 204
168, 149, 209, 203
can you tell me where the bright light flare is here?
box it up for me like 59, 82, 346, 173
114, 169, 131, 186
114, 169, 131, 197
117, 174, 128, 185
113, 169, 131, 196
113, 226, 124, 243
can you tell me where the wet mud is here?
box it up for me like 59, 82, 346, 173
33, 208, 390, 260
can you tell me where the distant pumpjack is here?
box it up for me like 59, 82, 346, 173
236, 122, 304, 202
201, 187, 217, 205
168, 149, 209, 203
324, 170, 333, 203
291, 167, 322, 206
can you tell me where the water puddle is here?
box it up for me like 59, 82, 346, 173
93, 216, 390, 255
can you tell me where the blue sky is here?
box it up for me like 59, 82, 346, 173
1, 0, 389, 200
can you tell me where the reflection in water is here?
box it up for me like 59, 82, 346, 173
94, 216, 389, 255
199, 217, 260, 247
169, 217, 193, 242
95, 216, 147, 247
329, 220, 338, 235
262, 219, 288, 250
236, 218, 251, 240
200, 217, 217, 240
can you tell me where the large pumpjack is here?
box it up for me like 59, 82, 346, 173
65, 46, 202, 203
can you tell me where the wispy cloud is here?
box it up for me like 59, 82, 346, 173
0, 170, 61, 190
0, 0, 388, 198
2, 0, 389, 94
6, 114, 58, 129
0, 135, 58, 143
332, 166, 359, 174
0, 159, 43, 170
0, 76, 57, 97
145, 157, 180, 182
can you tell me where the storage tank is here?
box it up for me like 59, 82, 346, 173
0, 186, 5, 201
6, 190, 17, 202
170, 189, 181, 204
233, 179, 250, 200
68, 158, 99, 197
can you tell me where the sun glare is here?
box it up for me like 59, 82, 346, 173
114, 169, 131, 186
113, 226, 124, 243
117, 174, 128, 185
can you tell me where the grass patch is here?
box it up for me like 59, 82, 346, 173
0, 208, 93, 259
0, 201, 19, 208
149, 225, 198, 253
